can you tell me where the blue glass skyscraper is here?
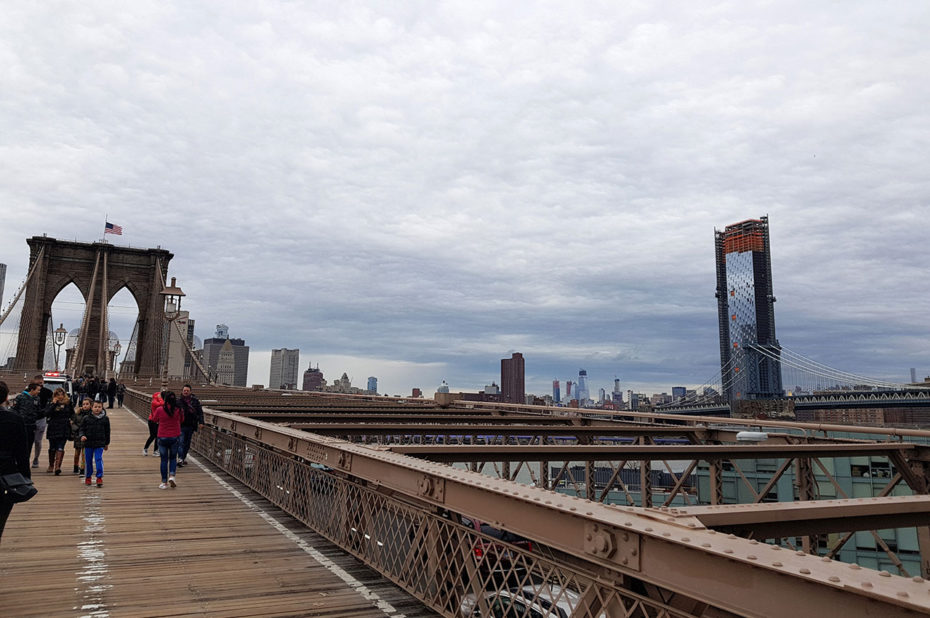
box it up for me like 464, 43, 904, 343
715, 217, 783, 402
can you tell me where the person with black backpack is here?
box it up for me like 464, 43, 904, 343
0, 381, 31, 541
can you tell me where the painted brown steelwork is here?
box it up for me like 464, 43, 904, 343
661, 496, 930, 538
386, 443, 926, 462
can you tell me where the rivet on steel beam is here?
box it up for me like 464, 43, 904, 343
848, 564, 861, 570
862, 582, 873, 589
701, 543, 711, 548
727, 534, 737, 539
772, 562, 783, 567
749, 540, 758, 545
770, 545, 781, 551
800, 568, 811, 575
645, 527, 653, 532
681, 537, 690, 542
911, 576, 924, 583
879, 571, 892, 577
796, 552, 806, 557
897, 592, 909, 598
586, 511, 593, 516
663, 532, 671, 537
724, 549, 733, 554
829, 576, 840, 583
570, 507, 576, 511
747, 555, 757, 561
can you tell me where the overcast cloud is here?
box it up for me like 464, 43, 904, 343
1, 2, 928, 396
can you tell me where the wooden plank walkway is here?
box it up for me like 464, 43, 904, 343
0, 405, 436, 617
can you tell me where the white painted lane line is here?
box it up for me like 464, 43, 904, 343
74, 490, 111, 618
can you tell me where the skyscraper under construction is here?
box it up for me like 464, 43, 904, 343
715, 216, 783, 403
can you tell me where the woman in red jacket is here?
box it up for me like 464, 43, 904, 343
151, 391, 183, 489
143, 391, 163, 456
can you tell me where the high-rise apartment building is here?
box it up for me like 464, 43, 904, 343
576, 369, 590, 403
715, 216, 782, 402
500, 352, 525, 404
611, 378, 623, 406
203, 324, 249, 387
367, 376, 378, 394
552, 379, 560, 403
270, 348, 300, 389
302, 363, 324, 391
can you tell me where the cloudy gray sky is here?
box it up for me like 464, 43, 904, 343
1, 2, 928, 396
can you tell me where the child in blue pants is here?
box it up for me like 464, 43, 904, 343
79, 401, 110, 486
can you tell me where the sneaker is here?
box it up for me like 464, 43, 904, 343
32, 461, 39, 468
168, 476, 176, 488
142, 448, 148, 456
84, 477, 92, 486
96, 478, 103, 487
158, 483, 167, 490
73, 466, 80, 474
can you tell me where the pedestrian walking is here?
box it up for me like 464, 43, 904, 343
30, 374, 53, 468
44, 388, 72, 475
116, 382, 126, 407
106, 378, 117, 409
152, 391, 183, 489
143, 391, 162, 456
79, 400, 110, 487
71, 399, 90, 474
177, 384, 204, 467
11, 383, 43, 463
0, 380, 31, 542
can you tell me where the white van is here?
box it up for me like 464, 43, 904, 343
42, 371, 73, 400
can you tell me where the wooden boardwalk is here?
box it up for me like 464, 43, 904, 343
0, 405, 436, 617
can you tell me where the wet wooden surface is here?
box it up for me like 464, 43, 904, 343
0, 405, 436, 617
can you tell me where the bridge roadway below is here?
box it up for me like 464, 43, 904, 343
0, 404, 436, 618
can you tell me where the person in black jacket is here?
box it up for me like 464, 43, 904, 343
45, 388, 73, 475
79, 401, 110, 487
11, 383, 43, 459
1, 380, 31, 541
177, 384, 204, 467
106, 378, 117, 409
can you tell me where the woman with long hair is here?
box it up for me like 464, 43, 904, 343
151, 391, 184, 489
70, 398, 91, 474
44, 388, 73, 475
143, 391, 163, 456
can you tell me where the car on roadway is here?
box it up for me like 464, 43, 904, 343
460, 583, 604, 618
460, 516, 534, 586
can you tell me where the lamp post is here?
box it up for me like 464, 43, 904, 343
160, 277, 185, 391
112, 341, 122, 378
53, 323, 68, 372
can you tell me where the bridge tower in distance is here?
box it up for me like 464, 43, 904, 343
714, 216, 783, 405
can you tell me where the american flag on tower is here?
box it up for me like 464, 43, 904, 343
104, 221, 123, 235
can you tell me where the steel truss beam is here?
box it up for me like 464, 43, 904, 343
386, 443, 923, 462
287, 423, 707, 439
197, 406, 929, 616
657, 496, 930, 538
